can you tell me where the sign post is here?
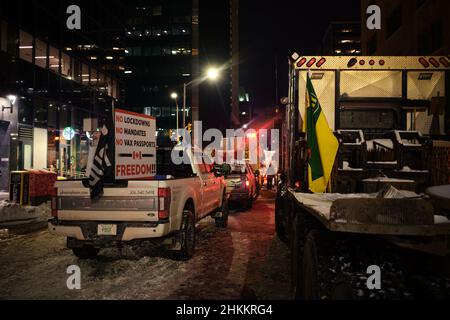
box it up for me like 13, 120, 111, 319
114, 109, 156, 180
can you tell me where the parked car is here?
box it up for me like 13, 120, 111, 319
224, 161, 257, 209
48, 146, 229, 261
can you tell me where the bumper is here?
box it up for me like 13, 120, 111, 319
229, 191, 250, 201
48, 219, 171, 242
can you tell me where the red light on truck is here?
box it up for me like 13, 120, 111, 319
316, 57, 326, 68
379, 60, 385, 66
419, 57, 430, 68
359, 60, 365, 66
306, 58, 317, 68
296, 58, 307, 68
369, 60, 375, 66
439, 57, 449, 67
158, 187, 171, 220
429, 58, 440, 68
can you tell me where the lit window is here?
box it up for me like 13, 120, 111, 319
19, 31, 33, 63
34, 39, 47, 68
61, 52, 72, 78
81, 64, 89, 83
153, 5, 162, 16
49, 46, 60, 73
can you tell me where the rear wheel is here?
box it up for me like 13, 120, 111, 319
301, 230, 353, 300
72, 245, 99, 259
275, 199, 287, 243
290, 216, 303, 299
177, 209, 196, 261
215, 194, 229, 228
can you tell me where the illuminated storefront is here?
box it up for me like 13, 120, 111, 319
0, 21, 120, 191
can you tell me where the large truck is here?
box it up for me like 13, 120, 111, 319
276, 55, 450, 299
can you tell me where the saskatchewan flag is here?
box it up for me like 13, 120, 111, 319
305, 74, 339, 193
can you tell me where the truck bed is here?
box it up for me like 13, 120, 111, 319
287, 189, 450, 236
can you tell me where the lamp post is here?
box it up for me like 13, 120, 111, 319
182, 67, 220, 130
170, 92, 179, 138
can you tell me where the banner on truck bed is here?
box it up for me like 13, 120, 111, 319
114, 109, 156, 180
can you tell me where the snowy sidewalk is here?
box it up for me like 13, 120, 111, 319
0, 192, 8, 201
0, 200, 51, 236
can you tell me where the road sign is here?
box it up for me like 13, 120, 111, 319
114, 109, 156, 180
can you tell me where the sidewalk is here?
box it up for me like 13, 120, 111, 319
0, 192, 8, 201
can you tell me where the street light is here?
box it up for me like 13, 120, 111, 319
182, 67, 221, 130
170, 92, 179, 139
206, 67, 220, 81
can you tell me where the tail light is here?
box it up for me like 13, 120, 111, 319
296, 57, 307, 68
245, 180, 250, 188
316, 57, 326, 68
439, 57, 449, 67
419, 57, 430, 68
158, 187, 171, 220
51, 187, 58, 217
429, 58, 440, 68
306, 58, 317, 68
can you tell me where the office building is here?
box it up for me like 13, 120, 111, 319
0, 2, 122, 191
361, 0, 450, 55
321, 21, 362, 55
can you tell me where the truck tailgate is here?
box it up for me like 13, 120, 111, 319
55, 180, 159, 222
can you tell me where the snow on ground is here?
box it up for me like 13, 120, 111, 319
0, 200, 51, 225
0, 191, 291, 300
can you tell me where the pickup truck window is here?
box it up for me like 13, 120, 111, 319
156, 149, 195, 178
230, 163, 248, 174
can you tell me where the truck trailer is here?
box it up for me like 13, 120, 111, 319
276, 55, 450, 299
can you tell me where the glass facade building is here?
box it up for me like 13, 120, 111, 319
124, 0, 198, 130
0, 20, 120, 191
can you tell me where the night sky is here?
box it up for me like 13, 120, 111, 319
239, 0, 361, 113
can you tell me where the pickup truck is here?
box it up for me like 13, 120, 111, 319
48, 146, 229, 260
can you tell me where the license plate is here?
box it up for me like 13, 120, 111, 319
97, 224, 117, 236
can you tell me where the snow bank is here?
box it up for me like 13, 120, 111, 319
0, 200, 51, 226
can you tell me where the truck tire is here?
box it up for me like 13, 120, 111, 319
290, 215, 303, 299
215, 194, 229, 228
72, 245, 100, 259
177, 209, 196, 261
301, 230, 353, 300
275, 199, 287, 243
